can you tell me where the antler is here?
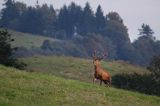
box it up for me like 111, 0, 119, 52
92, 50, 97, 59
99, 52, 108, 60
92, 50, 108, 60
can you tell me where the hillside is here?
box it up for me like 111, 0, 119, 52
0, 65, 160, 106
9, 30, 59, 49
21, 55, 149, 83
1, 0, 160, 66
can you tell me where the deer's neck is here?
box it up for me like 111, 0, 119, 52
94, 65, 102, 72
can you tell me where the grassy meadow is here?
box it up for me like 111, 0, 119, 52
20, 55, 149, 83
0, 65, 160, 106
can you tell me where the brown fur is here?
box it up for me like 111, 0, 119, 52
92, 51, 111, 86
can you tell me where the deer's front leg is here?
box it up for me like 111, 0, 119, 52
100, 80, 102, 86
93, 77, 95, 84
93, 77, 97, 84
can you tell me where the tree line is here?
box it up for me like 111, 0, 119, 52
0, 0, 160, 66
0, 0, 112, 38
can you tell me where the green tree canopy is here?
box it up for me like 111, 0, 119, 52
1, 0, 19, 29
95, 5, 105, 32
138, 24, 154, 39
133, 23, 158, 66
80, 2, 95, 34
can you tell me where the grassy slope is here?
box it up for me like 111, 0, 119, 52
21, 55, 149, 83
9, 30, 59, 49
0, 65, 160, 106
1, 30, 159, 105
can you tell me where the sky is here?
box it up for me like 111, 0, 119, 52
0, 0, 160, 42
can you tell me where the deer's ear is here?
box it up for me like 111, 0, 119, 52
99, 52, 107, 60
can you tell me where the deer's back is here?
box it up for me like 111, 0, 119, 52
101, 70, 110, 80
95, 68, 110, 80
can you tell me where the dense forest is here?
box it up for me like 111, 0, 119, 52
0, 0, 160, 66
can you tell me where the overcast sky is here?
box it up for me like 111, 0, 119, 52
0, 0, 159, 42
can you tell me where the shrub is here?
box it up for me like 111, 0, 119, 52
112, 73, 160, 96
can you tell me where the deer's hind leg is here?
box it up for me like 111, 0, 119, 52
100, 80, 102, 86
103, 80, 110, 87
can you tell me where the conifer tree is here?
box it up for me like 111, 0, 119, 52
0, 29, 25, 69
95, 5, 105, 32
1, 0, 19, 29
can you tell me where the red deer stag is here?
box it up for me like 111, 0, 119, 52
92, 50, 111, 86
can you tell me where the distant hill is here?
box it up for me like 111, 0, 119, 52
9, 30, 60, 49
7, 29, 160, 66
0, 64, 159, 106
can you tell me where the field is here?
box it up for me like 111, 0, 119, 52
21, 55, 149, 83
0, 65, 160, 106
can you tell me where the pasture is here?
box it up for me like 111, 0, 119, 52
20, 55, 149, 83
0, 65, 160, 106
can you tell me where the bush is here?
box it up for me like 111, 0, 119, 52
147, 55, 160, 81
112, 73, 160, 96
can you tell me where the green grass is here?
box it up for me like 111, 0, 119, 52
9, 30, 59, 49
2, 29, 157, 105
21, 55, 149, 83
0, 65, 160, 106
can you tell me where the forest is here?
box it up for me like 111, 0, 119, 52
0, 0, 160, 66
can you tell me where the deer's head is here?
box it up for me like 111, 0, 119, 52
92, 50, 107, 66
